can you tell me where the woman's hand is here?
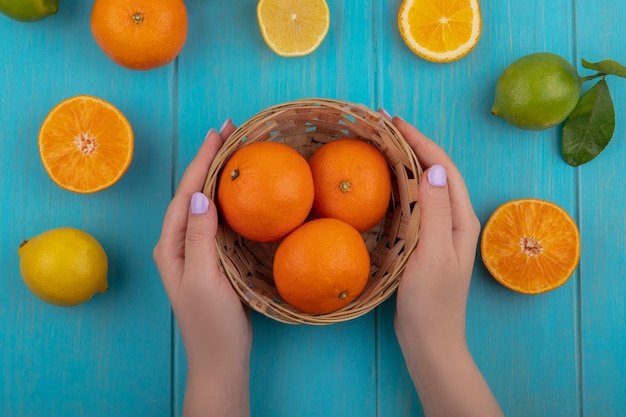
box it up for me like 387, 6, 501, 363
389, 114, 503, 417
153, 121, 251, 417
393, 116, 480, 348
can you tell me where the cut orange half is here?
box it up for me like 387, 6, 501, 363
38, 95, 134, 193
398, 0, 482, 63
480, 199, 580, 294
257, 0, 330, 57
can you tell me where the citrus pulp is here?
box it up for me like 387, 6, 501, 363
257, 0, 330, 57
480, 198, 580, 294
38, 95, 134, 194
398, 0, 482, 62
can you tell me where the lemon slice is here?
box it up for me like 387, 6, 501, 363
257, 0, 330, 57
398, 0, 482, 63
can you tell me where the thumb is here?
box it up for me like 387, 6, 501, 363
418, 165, 453, 249
185, 192, 219, 272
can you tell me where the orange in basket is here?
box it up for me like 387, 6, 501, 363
217, 141, 314, 243
308, 138, 392, 232
204, 99, 422, 325
273, 218, 370, 315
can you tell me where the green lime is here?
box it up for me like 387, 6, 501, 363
0, 0, 59, 22
491, 52, 582, 131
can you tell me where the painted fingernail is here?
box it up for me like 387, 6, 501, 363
427, 165, 447, 187
378, 108, 392, 120
204, 128, 216, 141
191, 192, 209, 215
219, 118, 230, 134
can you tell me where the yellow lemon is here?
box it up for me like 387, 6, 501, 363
257, 0, 330, 57
18, 228, 108, 307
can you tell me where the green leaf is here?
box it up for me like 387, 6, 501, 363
562, 79, 615, 166
582, 58, 626, 78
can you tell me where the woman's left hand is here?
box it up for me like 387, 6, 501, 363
153, 121, 251, 417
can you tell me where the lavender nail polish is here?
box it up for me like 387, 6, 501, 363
204, 128, 216, 142
427, 165, 447, 187
191, 192, 209, 214
378, 108, 392, 120
219, 119, 230, 134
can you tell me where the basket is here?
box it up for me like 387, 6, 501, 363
203, 98, 422, 325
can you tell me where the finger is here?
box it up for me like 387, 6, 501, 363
392, 117, 455, 172
393, 117, 480, 262
219, 118, 237, 140
393, 117, 474, 217
154, 130, 223, 271
175, 129, 223, 198
416, 165, 454, 251
378, 108, 392, 121
184, 192, 221, 283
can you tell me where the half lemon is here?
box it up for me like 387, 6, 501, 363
257, 0, 330, 57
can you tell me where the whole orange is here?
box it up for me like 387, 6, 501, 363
90, 0, 188, 71
217, 142, 314, 243
308, 138, 392, 232
273, 218, 370, 315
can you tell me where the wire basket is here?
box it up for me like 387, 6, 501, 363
203, 98, 422, 325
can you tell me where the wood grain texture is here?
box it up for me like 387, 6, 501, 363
1, 0, 626, 416
0, 1, 174, 415
576, 1, 626, 415
379, 1, 581, 415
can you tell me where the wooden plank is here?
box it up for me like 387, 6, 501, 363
0, 0, 623, 415
377, 1, 581, 416
0, 2, 174, 415
575, 1, 626, 415
174, 1, 377, 416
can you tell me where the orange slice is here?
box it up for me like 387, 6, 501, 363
38, 95, 134, 193
398, 0, 482, 63
480, 199, 580, 294
257, 0, 330, 57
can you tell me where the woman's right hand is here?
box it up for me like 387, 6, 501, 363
389, 114, 504, 417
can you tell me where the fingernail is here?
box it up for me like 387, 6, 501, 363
392, 115, 405, 122
204, 128, 216, 141
219, 118, 230, 134
190, 192, 209, 215
427, 165, 447, 187
378, 108, 392, 120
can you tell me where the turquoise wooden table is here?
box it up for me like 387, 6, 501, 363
2, 0, 625, 415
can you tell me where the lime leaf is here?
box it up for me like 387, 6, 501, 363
582, 59, 626, 78
562, 79, 615, 166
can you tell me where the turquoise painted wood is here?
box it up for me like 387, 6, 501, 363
1, 1, 625, 416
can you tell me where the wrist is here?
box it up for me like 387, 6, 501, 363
184, 360, 251, 417
186, 348, 251, 382
395, 308, 466, 349
395, 320, 471, 385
